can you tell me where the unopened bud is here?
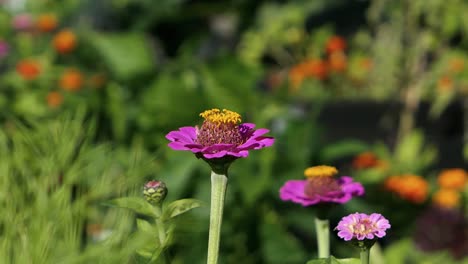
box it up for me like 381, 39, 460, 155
143, 180, 167, 205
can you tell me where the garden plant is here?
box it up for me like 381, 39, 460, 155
0, 0, 467, 263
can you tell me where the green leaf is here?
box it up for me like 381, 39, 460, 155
105, 197, 157, 218
320, 139, 370, 162
136, 218, 156, 233
162, 198, 203, 220
306, 256, 360, 264
260, 212, 306, 264
88, 32, 155, 80
383, 239, 413, 264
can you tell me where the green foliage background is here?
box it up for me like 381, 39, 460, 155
0, 0, 467, 263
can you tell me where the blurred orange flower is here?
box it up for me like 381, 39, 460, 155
437, 76, 453, 92
302, 59, 328, 80
16, 59, 41, 80
53, 29, 77, 54
384, 174, 429, 203
36, 14, 58, 32
432, 188, 461, 209
352, 152, 379, 169
328, 51, 347, 72
326, 36, 346, 54
448, 58, 465, 74
437, 168, 467, 190
60, 69, 83, 92
46, 91, 63, 108
288, 59, 328, 90
288, 65, 306, 91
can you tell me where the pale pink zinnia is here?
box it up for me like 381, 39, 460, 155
336, 212, 391, 241
166, 108, 274, 159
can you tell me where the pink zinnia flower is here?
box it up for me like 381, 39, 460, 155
336, 213, 391, 241
12, 13, 33, 31
279, 166, 364, 206
166, 108, 274, 159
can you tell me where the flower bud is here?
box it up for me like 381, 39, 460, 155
143, 180, 167, 205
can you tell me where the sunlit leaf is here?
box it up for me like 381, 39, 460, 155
162, 199, 203, 220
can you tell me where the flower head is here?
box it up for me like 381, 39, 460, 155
326, 35, 346, 54
384, 174, 428, 203
280, 166, 364, 206
16, 59, 41, 80
328, 51, 347, 72
59, 68, 83, 92
166, 108, 274, 161
432, 188, 461, 209
143, 180, 168, 205
53, 29, 77, 54
46, 91, 63, 108
36, 13, 58, 32
352, 152, 379, 169
336, 212, 391, 241
12, 13, 33, 31
437, 168, 467, 190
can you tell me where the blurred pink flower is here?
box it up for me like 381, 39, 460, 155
12, 13, 33, 31
279, 176, 364, 206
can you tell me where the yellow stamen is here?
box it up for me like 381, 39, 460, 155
304, 165, 338, 178
200, 108, 242, 124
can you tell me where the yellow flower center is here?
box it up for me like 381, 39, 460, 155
304, 165, 338, 178
196, 108, 244, 147
200, 108, 242, 125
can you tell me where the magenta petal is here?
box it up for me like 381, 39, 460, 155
227, 150, 249, 158
166, 128, 196, 143
241, 123, 255, 129
250, 128, 270, 137
178, 126, 197, 139
203, 150, 229, 159
168, 142, 192, 151
280, 180, 320, 206
239, 136, 275, 149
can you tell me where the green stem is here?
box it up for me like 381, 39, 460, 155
154, 205, 170, 264
314, 217, 330, 258
207, 171, 228, 264
360, 248, 370, 264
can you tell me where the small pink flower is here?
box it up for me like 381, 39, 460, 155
336, 213, 391, 241
166, 109, 274, 159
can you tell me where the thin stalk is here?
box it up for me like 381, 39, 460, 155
154, 205, 170, 264
207, 171, 228, 264
360, 248, 370, 264
314, 217, 330, 258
